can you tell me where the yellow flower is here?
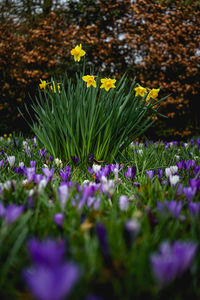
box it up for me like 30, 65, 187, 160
50, 82, 61, 93
100, 78, 116, 92
39, 79, 48, 89
82, 75, 97, 88
146, 88, 160, 101
134, 86, 147, 97
71, 44, 86, 62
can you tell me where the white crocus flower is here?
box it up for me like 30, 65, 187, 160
38, 179, 48, 193
100, 175, 107, 184
102, 180, 115, 196
4, 180, 11, 190
19, 162, 25, 168
28, 189, 34, 196
165, 167, 172, 177
82, 180, 90, 185
183, 143, 189, 149
54, 158, 63, 168
137, 149, 143, 155
92, 164, 101, 173
170, 165, 178, 174
119, 195, 129, 211
7, 156, 15, 167
169, 175, 179, 186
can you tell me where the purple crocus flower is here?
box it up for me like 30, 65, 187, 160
42, 168, 54, 182
103, 165, 112, 177
0, 184, 3, 195
96, 223, 111, 265
183, 186, 196, 202
146, 170, 155, 179
194, 165, 200, 177
54, 213, 64, 227
78, 184, 99, 210
188, 202, 200, 216
23, 238, 80, 300
150, 240, 197, 288
157, 168, 163, 181
157, 200, 182, 219
176, 183, 183, 196
197, 138, 200, 149
1, 149, 5, 157
14, 166, 25, 176
49, 156, 53, 164
176, 161, 184, 170
93, 197, 101, 211
88, 153, 94, 164
189, 178, 200, 191
30, 160, 36, 168
184, 160, 196, 170
5, 204, 24, 224
172, 241, 197, 275
124, 166, 137, 182
27, 238, 65, 267
71, 155, 79, 165
26, 167, 36, 182
38, 149, 48, 159
0, 159, 4, 168
59, 166, 70, 182
33, 174, 44, 184
58, 184, 69, 209
190, 138, 194, 147
87, 196, 96, 207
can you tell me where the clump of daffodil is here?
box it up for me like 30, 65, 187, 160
100, 78, 116, 92
134, 85, 147, 97
71, 44, 86, 62
50, 82, 61, 93
39, 79, 48, 90
147, 88, 160, 101
82, 75, 97, 88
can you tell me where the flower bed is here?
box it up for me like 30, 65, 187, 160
0, 135, 200, 299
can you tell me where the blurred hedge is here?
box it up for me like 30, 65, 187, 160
0, 0, 199, 139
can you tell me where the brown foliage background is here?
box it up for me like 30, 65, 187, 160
0, 0, 199, 139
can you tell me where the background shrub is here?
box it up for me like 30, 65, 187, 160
0, 0, 199, 139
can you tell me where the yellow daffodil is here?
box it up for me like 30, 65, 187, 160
146, 88, 160, 101
50, 82, 61, 93
82, 75, 97, 88
39, 79, 48, 89
134, 85, 147, 97
100, 78, 116, 92
71, 44, 86, 62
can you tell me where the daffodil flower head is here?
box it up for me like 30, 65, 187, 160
100, 78, 116, 92
82, 75, 97, 88
71, 44, 86, 62
50, 82, 61, 93
147, 88, 160, 101
39, 79, 48, 89
134, 85, 147, 97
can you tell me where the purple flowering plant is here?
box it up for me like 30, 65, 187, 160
1, 132, 200, 299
